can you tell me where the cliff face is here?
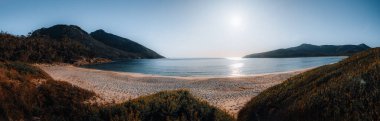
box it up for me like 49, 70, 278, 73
238, 48, 380, 121
244, 44, 371, 58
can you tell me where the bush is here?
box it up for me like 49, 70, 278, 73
99, 90, 234, 121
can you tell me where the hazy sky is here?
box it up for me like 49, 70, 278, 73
1, 0, 379, 58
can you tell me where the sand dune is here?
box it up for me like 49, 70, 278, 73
37, 64, 308, 116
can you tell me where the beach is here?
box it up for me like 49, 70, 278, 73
37, 64, 309, 116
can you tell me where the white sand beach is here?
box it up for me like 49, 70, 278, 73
37, 64, 310, 116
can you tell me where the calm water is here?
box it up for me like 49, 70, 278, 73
82, 57, 345, 77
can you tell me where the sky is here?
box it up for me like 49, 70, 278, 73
1, 0, 380, 58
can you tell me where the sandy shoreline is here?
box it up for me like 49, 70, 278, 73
37, 64, 310, 116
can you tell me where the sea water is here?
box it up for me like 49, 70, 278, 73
82, 57, 345, 77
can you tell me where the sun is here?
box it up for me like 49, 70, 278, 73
229, 15, 243, 28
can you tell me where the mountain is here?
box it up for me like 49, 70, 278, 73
0, 24, 164, 64
30, 25, 127, 59
238, 48, 380, 121
90, 29, 164, 59
31, 24, 164, 59
244, 44, 371, 58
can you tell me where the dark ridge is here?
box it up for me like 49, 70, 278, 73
238, 48, 380, 121
90, 29, 164, 59
244, 44, 371, 58
31, 24, 90, 40
29, 24, 135, 59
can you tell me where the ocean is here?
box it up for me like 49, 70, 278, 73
82, 57, 345, 77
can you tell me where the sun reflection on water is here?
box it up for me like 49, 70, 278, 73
230, 62, 244, 76
226, 57, 244, 61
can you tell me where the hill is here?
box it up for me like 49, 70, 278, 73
0, 62, 233, 121
0, 24, 164, 65
30, 25, 128, 59
90, 29, 164, 59
31, 25, 164, 59
238, 48, 380, 121
244, 44, 370, 58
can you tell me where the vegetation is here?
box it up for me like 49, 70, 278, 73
0, 61, 233, 121
238, 48, 380, 121
0, 61, 96, 120
244, 43, 371, 58
99, 90, 234, 121
0, 32, 95, 63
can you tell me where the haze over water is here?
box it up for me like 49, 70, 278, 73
83, 57, 345, 77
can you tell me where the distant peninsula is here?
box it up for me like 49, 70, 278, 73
244, 44, 371, 58
0, 24, 164, 65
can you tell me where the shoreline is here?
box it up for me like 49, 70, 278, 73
77, 65, 316, 79
36, 64, 312, 117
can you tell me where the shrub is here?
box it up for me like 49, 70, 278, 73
99, 90, 234, 121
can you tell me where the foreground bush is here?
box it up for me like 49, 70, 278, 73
238, 48, 380, 121
0, 62, 96, 120
99, 90, 234, 121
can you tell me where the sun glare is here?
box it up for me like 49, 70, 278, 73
230, 15, 243, 28
226, 57, 243, 60
230, 63, 244, 68
230, 62, 244, 76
